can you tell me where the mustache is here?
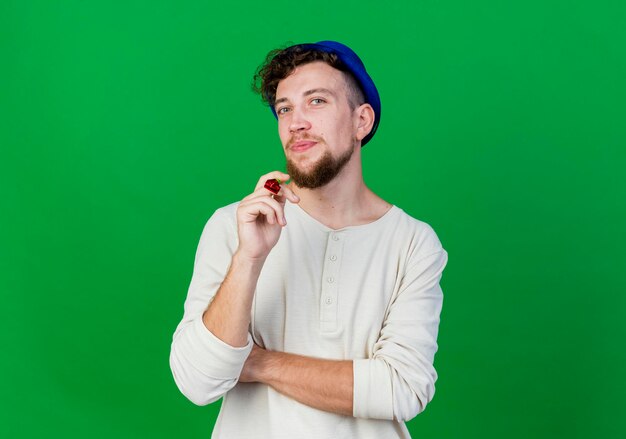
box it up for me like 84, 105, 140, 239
286, 135, 324, 149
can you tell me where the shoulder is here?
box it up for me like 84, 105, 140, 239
196, 201, 240, 248
205, 201, 240, 229
391, 207, 446, 258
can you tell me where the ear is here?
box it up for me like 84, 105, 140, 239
354, 103, 375, 142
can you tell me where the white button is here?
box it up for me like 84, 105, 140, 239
332, 235, 339, 241
330, 255, 337, 261
327, 277, 334, 283
325, 297, 333, 305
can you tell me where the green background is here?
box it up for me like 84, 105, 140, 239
1, 0, 624, 437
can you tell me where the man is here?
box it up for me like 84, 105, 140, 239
169, 40, 448, 438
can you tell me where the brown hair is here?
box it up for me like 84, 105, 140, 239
252, 45, 365, 111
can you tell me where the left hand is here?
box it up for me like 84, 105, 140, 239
239, 343, 266, 383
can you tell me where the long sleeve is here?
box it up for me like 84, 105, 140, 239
169, 204, 253, 406
353, 228, 448, 421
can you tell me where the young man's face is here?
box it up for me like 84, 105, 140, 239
274, 61, 360, 188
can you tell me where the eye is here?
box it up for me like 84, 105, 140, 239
276, 106, 291, 115
311, 98, 326, 105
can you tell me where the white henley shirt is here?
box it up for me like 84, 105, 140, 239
170, 201, 448, 438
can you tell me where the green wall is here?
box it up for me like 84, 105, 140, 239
2, 1, 624, 437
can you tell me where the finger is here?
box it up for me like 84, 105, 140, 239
242, 185, 292, 205
240, 196, 286, 225
242, 193, 285, 215
254, 171, 291, 192
276, 184, 300, 203
239, 200, 279, 225
241, 191, 286, 224
247, 180, 298, 204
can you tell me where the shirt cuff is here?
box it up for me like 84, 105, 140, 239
179, 317, 253, 380
353, 358, 394, 420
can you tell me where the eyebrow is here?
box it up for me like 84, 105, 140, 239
274, 88, 336, 106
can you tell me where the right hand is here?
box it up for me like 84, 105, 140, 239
235, 171, 300, 261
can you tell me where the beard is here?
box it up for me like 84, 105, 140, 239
286, 142, 356, 189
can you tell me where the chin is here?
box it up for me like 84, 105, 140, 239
287, 153, 320, 169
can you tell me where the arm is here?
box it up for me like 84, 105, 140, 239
201, 252, 264, 347
240, 344, 354, 416
354, 247, 448, 421
169, 171, 300, 405
202, 171, 297, 348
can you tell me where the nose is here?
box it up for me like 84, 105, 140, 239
288, 107, 312, 133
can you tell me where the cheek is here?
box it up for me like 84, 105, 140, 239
277, 123, 289, 142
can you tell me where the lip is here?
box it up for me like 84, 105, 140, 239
290, 141, 318, 152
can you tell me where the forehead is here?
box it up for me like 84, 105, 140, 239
275, 61, 347, 100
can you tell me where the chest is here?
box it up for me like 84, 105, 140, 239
250, 229, 406, 360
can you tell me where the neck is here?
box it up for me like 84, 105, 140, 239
287, 150, 390, 229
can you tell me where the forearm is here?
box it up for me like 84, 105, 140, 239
256, 350, 354, 416
202, 251, 265, 347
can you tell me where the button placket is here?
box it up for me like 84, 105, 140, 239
320, 232, 344, 332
